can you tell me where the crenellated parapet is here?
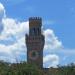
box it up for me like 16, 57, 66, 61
29, 17, 42, 27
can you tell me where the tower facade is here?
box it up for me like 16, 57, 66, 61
26, 17, 45, 68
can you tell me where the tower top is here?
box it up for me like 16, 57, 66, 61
29, 17, 42, 21
29, 17, 42, 27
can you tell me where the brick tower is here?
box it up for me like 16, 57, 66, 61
26, 17, 45, 68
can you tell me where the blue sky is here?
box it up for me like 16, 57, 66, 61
0, 0, 75, 68
1, 0, 75, 48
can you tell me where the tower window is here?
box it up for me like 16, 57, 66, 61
33, 28, 35, 34
38, 28, 39, 35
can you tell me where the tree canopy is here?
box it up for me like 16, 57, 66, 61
0, 60, 75, 75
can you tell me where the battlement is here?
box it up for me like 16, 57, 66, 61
29, 17, 42, 27
29, 17, 42, 21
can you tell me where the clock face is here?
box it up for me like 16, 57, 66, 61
29, 50, 39, 60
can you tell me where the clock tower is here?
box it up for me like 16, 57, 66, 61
26, 17, 45, 68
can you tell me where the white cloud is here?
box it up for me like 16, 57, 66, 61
0, 3, 28, 63
44, 29, 62, 50
0, 3, 6, 33
1, 18, 29, 40
0, 36, 26, 63
43, 54, 59, 68
0, 3, 6, 20
59, 48, 75, 55
43, 29, 63, 68
43, 20, 55, 25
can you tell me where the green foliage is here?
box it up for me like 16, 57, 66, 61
0, 61, 44, 75
48, 63, 75, 75
0, 60, 75, 75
